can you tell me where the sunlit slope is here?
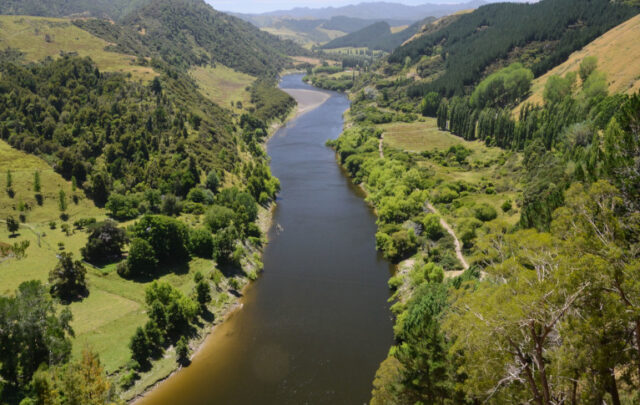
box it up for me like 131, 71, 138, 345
521, 13, 640, 107
0, 15, 156, 81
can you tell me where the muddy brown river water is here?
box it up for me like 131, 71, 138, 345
136, 74, 394, 405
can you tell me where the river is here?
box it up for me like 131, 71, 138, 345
137, 74, 394, 405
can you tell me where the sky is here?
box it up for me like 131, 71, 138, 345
206, 0, 484, 14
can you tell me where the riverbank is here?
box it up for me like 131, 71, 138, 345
128, 79, 334, 404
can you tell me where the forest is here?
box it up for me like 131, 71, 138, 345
322, 18, 430, 53
390, 0, 639, 97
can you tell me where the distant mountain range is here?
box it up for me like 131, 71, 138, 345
231, 1, 488, 22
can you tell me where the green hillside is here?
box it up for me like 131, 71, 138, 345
322, 18, 430, 52
119, 0, 307, 75
390, 0, 639, 97
0, 0, 152, 20
0, 0, 301, 403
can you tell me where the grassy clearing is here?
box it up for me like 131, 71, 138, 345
0, 15, 156, 82
189, 64, 255, 109
382, 119, 504, 163
391, 25, 409, 34
519, 13, 640, 109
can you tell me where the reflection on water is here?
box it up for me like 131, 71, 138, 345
137, 74, 394, 405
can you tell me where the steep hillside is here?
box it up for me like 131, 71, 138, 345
520, 13, 640, 108
0, 0, 151, 20
0, 15, 156, 82
323, 18, 432, 52
390, 0, 639, 97
322, 22, 392, 50
121, 0, 307, 75
322, 16, 412, 33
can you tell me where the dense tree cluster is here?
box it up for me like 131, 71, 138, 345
120, 0, 306, 75
81, 220, 128, 264
0, 54, 236, 207
0, 281, 74, 403
129, 281, 199, 369
435, 59, 638, 231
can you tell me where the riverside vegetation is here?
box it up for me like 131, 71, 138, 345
327, 0, 640, 403
1, 0, 640, 404
0, 0, 307, 403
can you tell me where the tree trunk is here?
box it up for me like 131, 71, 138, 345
635, 319, 640, 380
607, 368, 621, 405
531, 324, 551, 405
523, 363, 544, 405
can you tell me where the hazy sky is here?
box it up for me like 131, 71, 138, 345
206, 0, 483, 14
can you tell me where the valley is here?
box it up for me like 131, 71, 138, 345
0, 0, 640, 404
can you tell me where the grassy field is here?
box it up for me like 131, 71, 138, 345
382, 119, 504, 164
390, 25, 409, 34
519, 13, 640, 109
0, 140, 250, 397
189, 64, 255, 110
0, 15, 156, 82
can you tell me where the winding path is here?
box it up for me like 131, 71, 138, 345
378, 134, 469, 271
426, 202, 469, 270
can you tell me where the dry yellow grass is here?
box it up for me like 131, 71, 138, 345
520, 14, 640, 109
190, 64, 255, 108
382, 118, 503, 162
391, 25, 409, 34
0, 15, 157, 82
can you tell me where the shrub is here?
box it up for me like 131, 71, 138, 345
458, 218, 483, 248
161, 194, 182, 216
6, 215, 19, 236
501, 199, 513, 212
130, 215, 190, 264
204, 205, 235, 232
120, 370, 139, 389
106, 193, 140, 220
187, 187, 214, 204
210, 268, 224, 286
205, 171, 220, 193
474, 203, 498, 222
124, 238, 158, 278
176, 336, 190, 365
212, 225, 238, 264
431, 186, 459, 203
421, 214, 444, 240
195, 280, 211, 309
81, 220, 127, 264
409, 262, 444, 287
189, 228, 214, 259
49, 252, 88, 301
129, 327, 151, 367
